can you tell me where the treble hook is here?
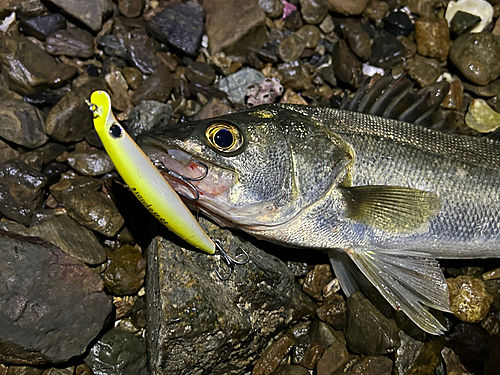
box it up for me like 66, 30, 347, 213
212, 238, 250, 280
155, 159, 209, 201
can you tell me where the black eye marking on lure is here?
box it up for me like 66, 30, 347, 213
110, 123, 123, 139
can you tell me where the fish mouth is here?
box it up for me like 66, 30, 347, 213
139, 137, 238, 226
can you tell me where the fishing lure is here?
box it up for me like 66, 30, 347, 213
88, 90, 248, 279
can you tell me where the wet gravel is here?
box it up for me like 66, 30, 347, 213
0, 0, 500, 374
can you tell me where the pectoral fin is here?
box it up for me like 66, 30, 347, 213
347, 248, 450, 335
341, 185, 441, 232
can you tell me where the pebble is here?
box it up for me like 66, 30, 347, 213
384, 11, 414, 36
302, 264, 332, 300
369, 31, 405, 68
363, 0, 389, 21
316, 293, 346, 330
253, 334, 295, 375
66, 149, 114, 176
442, 76, 464, 110
147, 1, 204, 57
448, 275, 493, 323
270, 365, 309, 375
449, 32, 500, 86
278, 61, 313, 91
103, 245, 146, 295
284, 10, 304, 31
0, 138, 19, 163
30, 214, 107, 265
217, 67, 266, 104
343, 19, 372, 61
299, 341, 325, 369
278, 35, 306, 62
132, 67, 174, 105
126, 100, 172, 137
0, 229, 112, 365
446, 323, 489, 374
45, 28, 95, 58
0, 35, 76, 95
105, 68, 132, 113
84, 328, 147, 375
258, 0, 284, 18
45, 77, 107, 142
299, 0, 328, 25
0, 99, 47, 148
295, 25, 321, 49
326, 0, 369, 15
125, 39, 158, 75
19, 13, 67, 41
122, 66, 143, 89
344, 292, 400, 355
345, 356, 393, 374
407, 54, 441, 87
450, 11, 482, 37
204, 0, 267, 56
96, 34, 128, 59
316, 341, 349, 375
333, 39, 363, 88
247, 77, 284, 106
414, 17, 450, 62
186, 61, 216, 86
441, 347, 472, 375
45, 0, 113, 32
309, 320, 345, 349
118, 0, 144, 18
445, 0, 493, 34
465, 99, 500, 133
0, 160, 47, 225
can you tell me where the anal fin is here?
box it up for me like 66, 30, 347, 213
347, 248, 450, 335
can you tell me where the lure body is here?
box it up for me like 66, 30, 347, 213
89, 90, 215, 254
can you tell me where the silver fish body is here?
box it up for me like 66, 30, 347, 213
139, 104, 500, 334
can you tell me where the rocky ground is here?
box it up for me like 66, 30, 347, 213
0, 0, 500, 374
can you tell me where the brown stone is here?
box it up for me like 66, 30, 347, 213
252, 334, 295, 375
326, 0, 369, 15
448, 275, 493, 323
415, 17, 450, 62
316, 341, 349, 375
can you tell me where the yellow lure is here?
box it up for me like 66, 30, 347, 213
89, 90, 216, 255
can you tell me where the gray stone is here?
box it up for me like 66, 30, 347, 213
125, 39, 158, 75
84, 329, 147, 375
0, 160, 47, 225
449, 32, 500, 86
66, 150, 114, 176
96, 35, 128, 59
0, 229, 112, 365
0, 99, 47, 148
45, 0, 113, 32
186, 61, 216, 86
30, 214, 106, 265
257, 0, 283, 18
126, 100, 172, 138
146, 1, 203, 57
369, 31, 405, 68
344, 292, 400, 355
217, 67, 265, 104
147, 218, 315, 375
19, 13, 67, 41
204, 0, 267, 57
0, 35, 76, 95
45, 28, 95, 58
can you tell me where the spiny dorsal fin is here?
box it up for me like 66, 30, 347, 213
341, 185, 441, 232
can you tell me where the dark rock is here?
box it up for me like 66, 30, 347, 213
384, 11, 414, 36
132, 67, 174, 105
344, 356, 393, 374
0, 0, 46, 18
147, 218, 315, 375
278, 35, 306, 63
450, 11, 481, 38
332, 39, 363, 88
84, 328, 147, 375
343, 19, 372, 61
122, 66, 143, 90
309, 320, 345, 349
103, 245, 146, 295
0, 99, 47, 148
299, 0, 328, 25
0, 229, 112, 365
45, 0, 113, 32
326, 0, 369, 15
50, 175, 102, 201
42, 161, 69, 186
45, 77, 107, 143
191, 97, 234, 121
345, 292, 400, 355
270, 364, 309, 375
0, 139, 19, 164
189, 82, 231, 104
369, 31, 405, 68
119, 0, 144, 18
447, 324, 489, 374
0, 35, 76, 95
484, 332, 500, 375
186, 61, 216, 86
125, 39, 158, 75
19, 13, 67, 41
0, 160, 47, 225
415, 17, 450, 62
407, 54, 441, 87
441, 347, 471, 375
146, 1, 204, 57
299, 341, 325, 369
126, 100, 172, 137
316, 341, 349, 375
217, 67, 265, 104
316, 293, 346, 330
45, 28, 95, 58
284, 10, 304, 31
286, 261, 309, 277
30, 214, 106, 265
258, 0, 284, 18
253, 334, 295, 375
394, 331, 443, 374
60, 189, 124, 237
449, 32, 500, 86
66, 150, 114, 176
302, 264, 332, 300
96, 35, 128, 59
204, 0, 267, 56
277, 61, 313, 91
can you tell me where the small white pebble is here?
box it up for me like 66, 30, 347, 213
362, 63, 385, 77
445, 0, 493, 33
0, 12, 15, 33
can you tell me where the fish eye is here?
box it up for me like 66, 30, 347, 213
205, 123, 243, 153
109, 123, 123, 139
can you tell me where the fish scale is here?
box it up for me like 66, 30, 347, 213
140, 103, 500, 334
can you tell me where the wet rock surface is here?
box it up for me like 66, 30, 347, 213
0, 230, 112, 365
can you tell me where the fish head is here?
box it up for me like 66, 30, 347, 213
138, 105, 353, 230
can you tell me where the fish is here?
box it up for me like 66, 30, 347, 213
88, 90, 216, 255
138, 103, 500, 335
